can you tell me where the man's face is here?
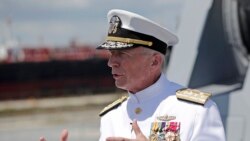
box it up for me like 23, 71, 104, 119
107, 47, 153, 93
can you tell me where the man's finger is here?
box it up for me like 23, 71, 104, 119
106, 137, 129, 141
39, 136, 46, 141
132, 119, 142, 136
60, 129, 69, 141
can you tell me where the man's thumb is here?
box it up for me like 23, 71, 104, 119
60, 129, 68, 141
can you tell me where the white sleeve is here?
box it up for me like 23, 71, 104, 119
99, 114, 113, 141
190, 100, 226, 141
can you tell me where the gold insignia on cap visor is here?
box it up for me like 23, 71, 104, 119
106, 36, 153, 46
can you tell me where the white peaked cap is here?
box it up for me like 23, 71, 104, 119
98, 9, 179, 54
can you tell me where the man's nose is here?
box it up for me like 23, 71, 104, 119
108, 56, 119, 68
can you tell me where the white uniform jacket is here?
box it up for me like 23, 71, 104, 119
99, 74, 226, 141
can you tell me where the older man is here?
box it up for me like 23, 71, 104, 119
97, 9, 226, 141
40, 9, 226, 141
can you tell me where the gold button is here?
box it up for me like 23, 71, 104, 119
135, 107, 142, 114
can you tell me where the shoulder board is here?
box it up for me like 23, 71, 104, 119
99, 96, 128, 117
176, 88, 212, 105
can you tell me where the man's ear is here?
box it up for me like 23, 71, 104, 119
151, 53, 162, 67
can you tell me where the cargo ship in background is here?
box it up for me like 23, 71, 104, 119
0, 41, 116, 100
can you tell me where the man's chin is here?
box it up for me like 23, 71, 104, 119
115, 82, 127, 90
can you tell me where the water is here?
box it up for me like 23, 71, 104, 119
0, 106, 101, 141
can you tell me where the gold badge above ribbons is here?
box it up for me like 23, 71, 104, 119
157, 115, 176, 121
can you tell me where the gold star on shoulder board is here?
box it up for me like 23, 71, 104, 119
176, 88, 212, 105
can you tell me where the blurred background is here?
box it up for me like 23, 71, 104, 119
0, 0, 249, 140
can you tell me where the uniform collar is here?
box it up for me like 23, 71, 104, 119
128, 73, 170, 103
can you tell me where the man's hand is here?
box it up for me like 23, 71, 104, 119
106, 120, 148, 141
39, 129, 68, 141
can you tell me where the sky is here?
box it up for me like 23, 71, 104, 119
0, 0, 183, 47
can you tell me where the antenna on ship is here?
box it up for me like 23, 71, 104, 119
0, 16, 20, 62
3, 16, 19, 48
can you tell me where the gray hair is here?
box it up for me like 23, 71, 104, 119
142, 48, 166, 72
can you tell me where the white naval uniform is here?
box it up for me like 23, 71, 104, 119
99, 74, 226, 141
